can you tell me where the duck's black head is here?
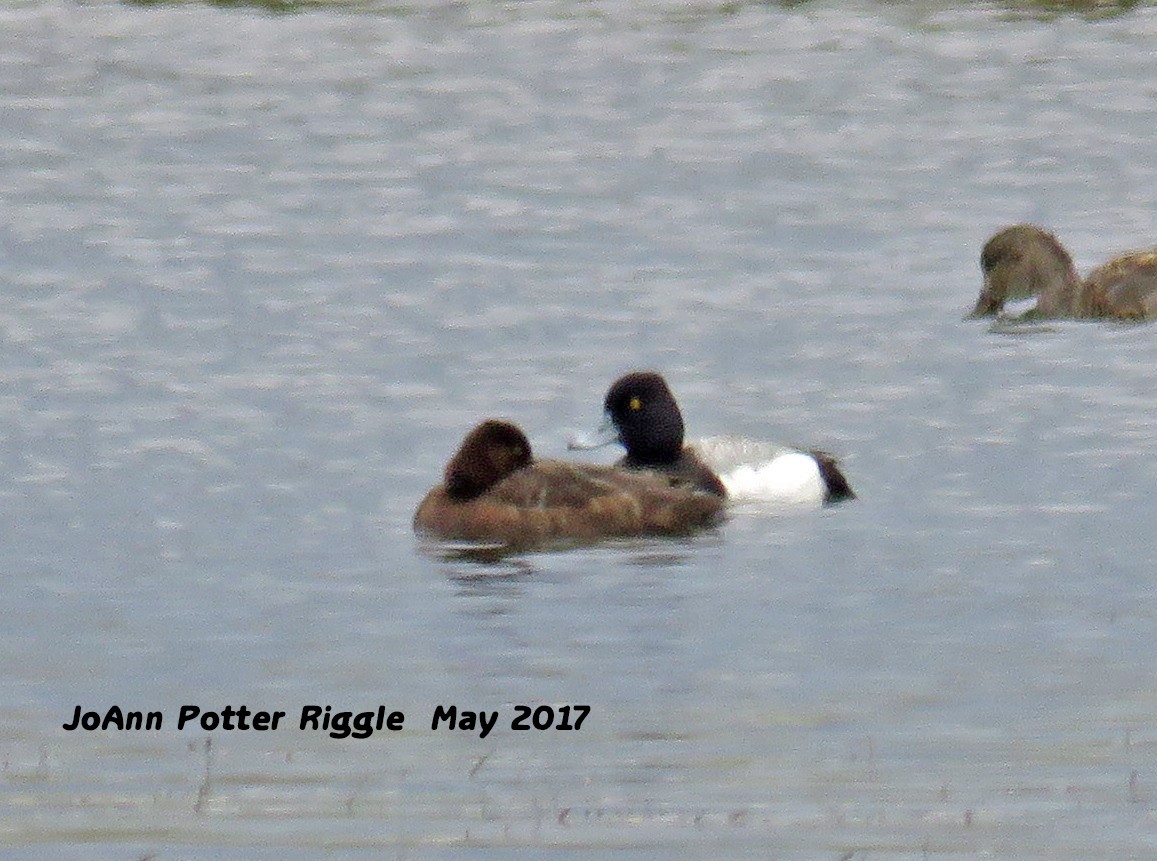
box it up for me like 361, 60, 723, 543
603, 371, 686, 467
444, 419, 533, 500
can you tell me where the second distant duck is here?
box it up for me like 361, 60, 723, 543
570, 371, 855, 508
971, 224, 1157, 321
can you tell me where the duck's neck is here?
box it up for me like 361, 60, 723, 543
623, 444, 681, 468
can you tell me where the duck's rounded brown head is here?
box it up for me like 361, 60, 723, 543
972, 224, 1080, 318
444, 420, 533, 500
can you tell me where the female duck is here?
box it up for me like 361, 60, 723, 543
971, 224, 1157, 320
413, 419, 724, 548
572, 372, 854, 508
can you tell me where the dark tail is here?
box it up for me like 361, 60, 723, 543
810, 451, 856, 504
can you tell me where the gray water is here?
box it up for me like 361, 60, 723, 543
2, 0, 1156, 857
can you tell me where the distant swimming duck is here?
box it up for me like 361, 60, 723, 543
413, 419, 724, 548
971, 224, 1157, 321
571, 371, 855, 507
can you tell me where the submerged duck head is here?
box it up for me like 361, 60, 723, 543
602, 371, 686, 466
971, 224, 1080, 318
443, 419, 533, 500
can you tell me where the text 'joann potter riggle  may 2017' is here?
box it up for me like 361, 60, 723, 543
63, 703, 591, 740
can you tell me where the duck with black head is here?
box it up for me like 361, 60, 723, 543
600, 371, 728, 496
570, 371, 854, 508
972, 224, 1157, 321
413, 419, 725, 550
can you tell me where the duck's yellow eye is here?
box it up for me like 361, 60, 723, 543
629, 397, 642, 411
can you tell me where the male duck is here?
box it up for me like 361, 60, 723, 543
572, 371, 854, 508
413, 419, 724, 548
971, 224, 1157, 321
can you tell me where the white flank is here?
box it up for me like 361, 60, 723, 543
693, 436, 826, 509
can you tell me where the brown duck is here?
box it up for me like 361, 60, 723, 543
971, 224, 1157, 321
413, 419, 724, 549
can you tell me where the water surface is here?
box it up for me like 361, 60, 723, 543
1, 0, 1156, 857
